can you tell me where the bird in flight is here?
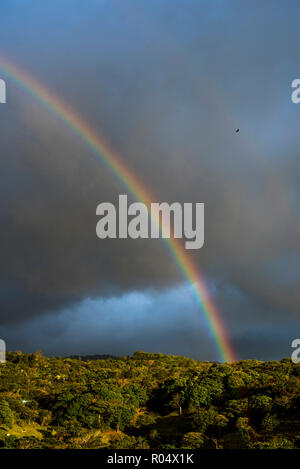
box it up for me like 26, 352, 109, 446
236, 128, 240, 133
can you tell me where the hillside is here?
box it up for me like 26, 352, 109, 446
0, 351, 299, 449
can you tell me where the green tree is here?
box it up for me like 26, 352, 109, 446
249, 395, 272, 422
0, 400, 14, 427
181, 432, 205, 449
191, 408, 218, 433
261, 414, 279, 433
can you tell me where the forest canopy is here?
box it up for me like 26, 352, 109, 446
0, 351, 299, 449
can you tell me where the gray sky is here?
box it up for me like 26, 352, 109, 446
0, 0, 299, 360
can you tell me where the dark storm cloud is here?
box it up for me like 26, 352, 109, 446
0, 282, 296, 360
0, 285, 214, 359
0, 0, 299, 358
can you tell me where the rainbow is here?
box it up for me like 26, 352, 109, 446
0, 56, 237, 363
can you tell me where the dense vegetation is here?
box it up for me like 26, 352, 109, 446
0, 351, 299, 449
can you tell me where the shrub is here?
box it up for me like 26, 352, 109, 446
0, 400, 14, 427
181, 432, 205, 449
261, 414, 279, 433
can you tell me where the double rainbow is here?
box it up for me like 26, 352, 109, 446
0, 56, 236, 362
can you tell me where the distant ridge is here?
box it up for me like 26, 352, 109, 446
68, 354, 117, 361
67, 351, 196, 361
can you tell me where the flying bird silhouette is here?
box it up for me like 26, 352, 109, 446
236, 128, 240, 133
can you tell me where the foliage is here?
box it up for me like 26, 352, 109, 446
181, 432, 205, 449
0, 400, 14, 427
0, 352, 299, 449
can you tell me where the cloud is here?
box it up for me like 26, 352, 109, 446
0, 284, 212, 358
0, 282, 296, 360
